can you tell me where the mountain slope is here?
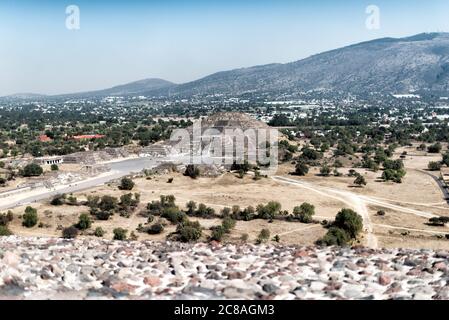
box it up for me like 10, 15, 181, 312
5, 32, 449, 99
170, 32, 449, 96
64, 78, 176, 98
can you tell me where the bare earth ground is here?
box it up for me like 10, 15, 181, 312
6, 146, 449, 249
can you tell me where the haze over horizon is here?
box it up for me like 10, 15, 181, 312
1, 0, 449, 96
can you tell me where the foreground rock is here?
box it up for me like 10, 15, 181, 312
0, 236, 448, 300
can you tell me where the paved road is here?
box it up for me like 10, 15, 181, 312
0, 157, 161, 211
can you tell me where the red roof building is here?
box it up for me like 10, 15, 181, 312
38, 134, 52, 142
73, 134, 106, 140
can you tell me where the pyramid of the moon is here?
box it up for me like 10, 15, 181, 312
193, 112, 270, 133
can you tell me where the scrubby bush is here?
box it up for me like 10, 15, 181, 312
294, 160, 309, 176
256, 201, 282, 220
195, 203, 216, 218
428, 161, 442, 171
62, 226, 79, 239
222, 217, 236, 233
119, 177, 135, 190
67, 195, 77, 205
210, 225, 226, 242
317, 227, 350, 246
428, 216, 449, 227
95, 211, 113, 221
428, 143, 442, 154
184, 165, 200, 179
177, 220, 202, 242
0, 211, 13, 226
77, 213, 92, 230
293, 203, 315, 223
161, 207, 186, 224
354, 175, 367, 187
320, 165, 331, 177
113, 228, 128, 240
94, 227, 105, 237
50, 194, 66, 206
22, 206, 38, 228
377, 210, 386, 216
51, 164, 59, 171
98, 195, 118, 212
148, 223, 164, 235
257, 229, 271, 243
0, 226, 12, 236
382, 168, 406, 183
22, 163, 43, 177
186, 201, 197, 215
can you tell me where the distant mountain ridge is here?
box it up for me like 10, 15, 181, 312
60, 78, 176, 98
4, 32, 449, 99
169, 32, 449, 97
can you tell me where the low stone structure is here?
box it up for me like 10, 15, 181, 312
1, 237, 448, 300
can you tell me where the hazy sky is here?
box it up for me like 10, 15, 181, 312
1, 0, 449, 96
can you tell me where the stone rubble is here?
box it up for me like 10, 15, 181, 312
0, 236, 448, 300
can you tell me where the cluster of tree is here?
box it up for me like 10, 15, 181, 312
428, 216, 449, 227
21, 163, 43, 177
317, 209, 363, 246
293, 203, 315, 223
210, 216, 237, 242
174, 219, 203, 242
50, 193, 78, 206
381, 159, 406, 183
0, 211, 13, 236
0, 103, 187, 159
87, 193, 140, 220
185, 201, 216, 218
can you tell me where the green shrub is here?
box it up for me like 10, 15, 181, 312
428, 143, 442, 154
293, 203, 315, 223
177, 220, 202, 242
210, 225, 226, 242
161, 207, 185, 224
428, 161, 442, 171
318, 227, 350, 246
77, 213, 92, 230
96, 211, 113, 221
256, 201, 281, 220
148, 223, 164, 235
294, 161, 309, 176
113, 228, 128, 240
22, 206, 38, 228
222, 217, 236, 233
51, 194, 66, 206
94, 227, 105, 237
51, 164, 59, 171
119, 177, 135, 190
0, 225, 12, 236
334, 209, 363, 238
354, 175, 367, 187
257, 228, 271, 243
320, 165, 331, 177
22, 163, 43, 177
62, 226, 79, 239
0, 211, 13, 226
